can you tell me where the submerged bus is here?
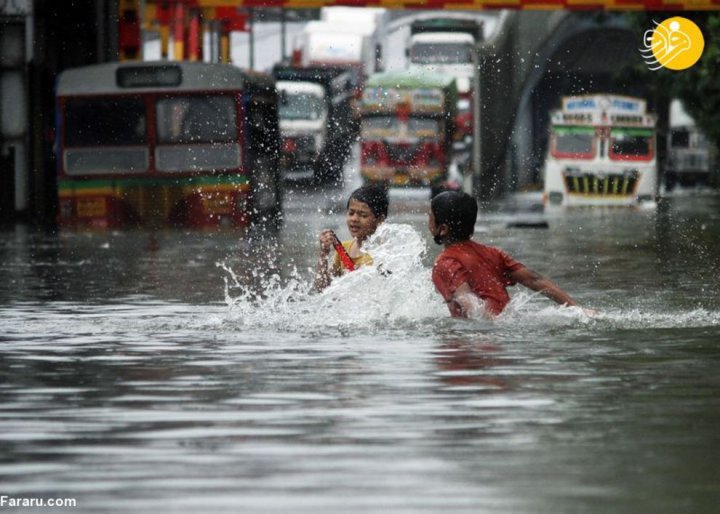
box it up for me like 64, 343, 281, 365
542, 94, 657, 209
56, 61, 282, 229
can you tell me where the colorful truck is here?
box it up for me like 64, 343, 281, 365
542, 94, 658, 208
360, 70, 457, 187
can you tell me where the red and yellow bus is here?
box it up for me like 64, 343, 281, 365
56, 61, 282, 229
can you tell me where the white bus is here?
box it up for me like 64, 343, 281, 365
543, 94, 657, 209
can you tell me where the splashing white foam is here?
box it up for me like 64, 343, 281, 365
222, 223, 447, 331
497, 291, 720, 330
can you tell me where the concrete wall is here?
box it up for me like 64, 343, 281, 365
0, 1, 32, 219
475, 11, 568, 200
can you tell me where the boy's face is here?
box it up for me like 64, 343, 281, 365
346, 199, 382, 241
428, 209, 447, 245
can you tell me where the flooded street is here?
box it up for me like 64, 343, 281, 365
1, 154, 720, 513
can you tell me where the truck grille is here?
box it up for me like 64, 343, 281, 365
563, 171, 638, 196
386, 143, 418, 164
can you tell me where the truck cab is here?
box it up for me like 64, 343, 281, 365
406, 19, 482, 150
408, 32, 476, 94
273, 65, 356, 184
277, 81, 328, 182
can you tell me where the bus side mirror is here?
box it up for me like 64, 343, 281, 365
280, 90, 288, 105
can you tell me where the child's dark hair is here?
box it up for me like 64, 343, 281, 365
347, 184, 389, 219
431, 191, 477, 241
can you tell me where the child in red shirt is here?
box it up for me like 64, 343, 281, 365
429, 191, 580, 318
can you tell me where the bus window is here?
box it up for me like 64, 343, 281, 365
551, 126, 595, 159
155, 95, 240, 172
63, 97, 148, 175
609, 128, 653, 161
65, 97, 146, 146
156, 96, 237, 144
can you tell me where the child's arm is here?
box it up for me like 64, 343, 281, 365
314, 229, 339, 291
450, 283, 493, 319
315, 258, 332, 291
510, 267, 577, 307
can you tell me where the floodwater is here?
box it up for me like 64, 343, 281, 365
1, 167, 720, 513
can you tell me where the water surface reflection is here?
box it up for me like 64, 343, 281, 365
1, 192, 719, 513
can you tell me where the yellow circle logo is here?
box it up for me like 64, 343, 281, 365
645, 17, 704, 71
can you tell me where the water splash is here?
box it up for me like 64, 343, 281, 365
586, 306, 720, 330
221, 223, 447, 332
220, 223, 720, 334
498, 291, 720, 330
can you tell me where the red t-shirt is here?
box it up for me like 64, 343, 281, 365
432, 240, 525, 317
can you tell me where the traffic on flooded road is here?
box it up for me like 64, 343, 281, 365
2, 6, 720, 514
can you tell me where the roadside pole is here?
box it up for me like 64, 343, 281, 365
470, 48, 482, 198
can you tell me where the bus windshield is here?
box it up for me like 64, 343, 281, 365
609, 128, 653, 160
156, 95, 237, 144
279, 93, 325, 121
155, 95, 240, 172
410, 42, 473, 65
63, 97, 149, 175
552, 126, 595, 158
64, 97, 146, 146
